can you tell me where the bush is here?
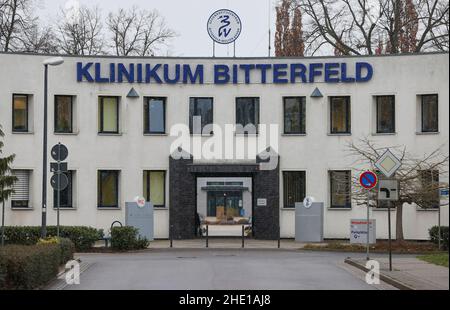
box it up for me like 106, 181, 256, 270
111, 226, 149, 251
0, 244, 60, 289
37, 237, 75, 264
429, 226, 449, 250
58, 238, 75, 265
3, 226, 103, 251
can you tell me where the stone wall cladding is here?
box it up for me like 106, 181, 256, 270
169, 156, 196, 239
254, 156, 280, 240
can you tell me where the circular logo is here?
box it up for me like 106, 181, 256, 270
359, 171, 378, 190
303, 196, 315, 209
134, 196, 146, 208
207, 9, 242, 44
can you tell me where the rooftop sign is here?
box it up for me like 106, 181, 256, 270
76, 62, 373, 84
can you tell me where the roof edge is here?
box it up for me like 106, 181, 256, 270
0, 51, 448, 60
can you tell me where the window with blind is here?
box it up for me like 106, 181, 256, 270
189, 97, 213, 134
98, 170, 119, 208
144, 97, 166, 134
12, 94, 28, 132
376, 96, 395, 133
55, 95, 73, 133
421, 95, 438, 133
330, 96, 351, 134
11, 170, 30, 208
329, 170, 351, 208
283, 97, 306, 134
236, 97, 260, 134
53, 171, 73, 208
143, 171, 166, 208
283, 171, 306, 208
99, 97, 119, 133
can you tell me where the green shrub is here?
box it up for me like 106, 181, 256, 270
58, 238, 75, 265
0, 244, 60, 289
429, 226, 449, 250
3, 226, 103, 251
111, 226, 149, 251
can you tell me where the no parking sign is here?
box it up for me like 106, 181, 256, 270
359, 171, 378, 190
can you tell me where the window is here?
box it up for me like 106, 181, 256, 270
376, 96, 395, 133
12, 94, 28, 132
55, 95, 73, 133
419, 170, 440, 208
330, 96, 351, 134
144, 97, 166, 134
99, 97, 119, 133
189, 97, 213, 134
53, 171, 73, 208
329, 170, 351, 208
98, 170, 119, 208
143, 171, 166, 208
421, 95, 438, 133
236, 97, 260, 134
284, 97, 306, 134
283, 171, 306, 208
11, 170, 30, 208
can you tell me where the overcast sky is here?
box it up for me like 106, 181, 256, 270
37, 0, 279, 57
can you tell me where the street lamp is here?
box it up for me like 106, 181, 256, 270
41, 57, 64, 238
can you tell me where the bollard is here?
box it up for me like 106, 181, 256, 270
206, 225, 209, 248
170, 225, 173, 248
278, 237, 280, 249
242, 225, 245, 248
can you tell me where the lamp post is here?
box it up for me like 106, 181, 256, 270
41, 57, 64, 238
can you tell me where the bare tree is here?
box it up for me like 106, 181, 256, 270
298, 0, 449, 55
20, 23, 58, 53
56, 5, 105, 55
0, 0, 36, 52
345, 138, 449, 242
107, 6, 175, 56
275, 0, 305, 56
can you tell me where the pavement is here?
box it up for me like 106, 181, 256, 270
346, 255, 449, 290
145, 238, 309, 249
47, 249, 396, 290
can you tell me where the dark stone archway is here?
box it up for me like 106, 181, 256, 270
169, 151, 280, 240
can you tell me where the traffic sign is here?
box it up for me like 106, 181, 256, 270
51, 144, 68, 161
50, 173, 69, 191
378, 180, 399, 201
359, 171, 378, 190
50, 162, 68, 173
375, 149, 401, 178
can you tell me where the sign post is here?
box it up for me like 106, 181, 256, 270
50, 143, 69, 237
359, 171, 378, 260
375, 149, 402, 271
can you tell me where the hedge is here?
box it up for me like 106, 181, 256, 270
111, 226, 149, 251
3, 226, 103, 251
429, 226, 449, 250
0, 244, 60, 289
0, 238, 75, 290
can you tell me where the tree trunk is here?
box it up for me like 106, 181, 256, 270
395, 202, 404, 242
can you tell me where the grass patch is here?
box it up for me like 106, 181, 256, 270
417, 253, 449, 267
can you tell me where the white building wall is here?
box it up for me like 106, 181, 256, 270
0, 52, 448, 240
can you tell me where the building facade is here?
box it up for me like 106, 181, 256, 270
0, 52, 448, 240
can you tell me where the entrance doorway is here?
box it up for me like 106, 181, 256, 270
207, 191, 243, 222
196, 177, 252, 236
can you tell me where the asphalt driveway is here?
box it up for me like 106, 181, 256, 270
52, 249, 392, 290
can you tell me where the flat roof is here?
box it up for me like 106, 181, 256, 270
0, 51, 448, 60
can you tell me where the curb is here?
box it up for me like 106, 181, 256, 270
344, 258, 415, 290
